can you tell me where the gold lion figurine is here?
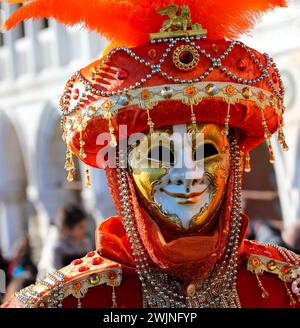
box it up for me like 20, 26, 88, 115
157, 4, 201, 32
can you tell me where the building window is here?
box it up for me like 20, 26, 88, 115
0, 3, 3, 46
14, 4, 25, 39
40, 18, 49, 29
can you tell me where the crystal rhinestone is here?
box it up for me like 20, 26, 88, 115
251, 257, 261, 267
205, 84, 219, 96
242, 87, 252, 99
148, 49, 157, 59
237, 59, 247, 71
116, 69, 128, 80
73, 88, 80, 100
267, 260, 277, 271
90, 275, 100, 285
179, 50, 194, 64
86, 251, 95, 258
72, 259, 83, 266
160, 87, 174, 99
117, 94, 131, 106
186, 283, 196, 297
78, 266, 90, 272
92, 257, 103, 266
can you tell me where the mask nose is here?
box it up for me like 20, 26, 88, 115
168, 166, 205, 193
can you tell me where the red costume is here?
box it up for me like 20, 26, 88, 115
1, 0, 300, 308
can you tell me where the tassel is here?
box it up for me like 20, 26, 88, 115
79, 130, 87, 159
146, 108, 155, 134
267, 138, 275, 164
111, 285, 117, 308
222, 102, 231, 136
65, 147, 75, 182
244, 152, 251, 173
190, 104, 198, 135
276, 107, 289, 151
260, 108, 275, 164
85, 165, 92, 189
255, 274, 269, 299
277, 127, 289, 151
108, 117, 117, 147
284, 282, 297, 307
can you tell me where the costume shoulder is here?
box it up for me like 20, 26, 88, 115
2, 251, 122, 308
240, 240, 300, 307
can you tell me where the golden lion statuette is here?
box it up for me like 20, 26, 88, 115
149, 4, 207, 40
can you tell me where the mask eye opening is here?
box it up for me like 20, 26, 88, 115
193, 142, 219, 161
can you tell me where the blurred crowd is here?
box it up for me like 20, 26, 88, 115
0, 204, 93, 304
1, 206, 300, 305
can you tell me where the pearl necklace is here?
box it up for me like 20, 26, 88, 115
116, 136, 242, 308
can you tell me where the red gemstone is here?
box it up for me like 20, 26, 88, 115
116, 69, 128, 80
92, 257, 104, 266
108, 271, 117, 281
272, 72, 278, 83
148, 49, 157, 59
237, 59, 247, 71
281, 265, 291, 274
72, 259, 83, 266
179, 51, 194, 64
73, 88, 80, 100
211, 43, 219, 53
78, 266, 90, 272
86, 251, 95, 258
259, 92, 266, 101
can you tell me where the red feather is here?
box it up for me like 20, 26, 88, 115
0, 0, 288, 47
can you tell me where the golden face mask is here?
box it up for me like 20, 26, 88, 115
128, 123, 230, 236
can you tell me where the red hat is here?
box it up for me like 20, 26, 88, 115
1, 0, 288, 177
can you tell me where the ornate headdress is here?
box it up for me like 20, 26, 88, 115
1, 0, 288, 185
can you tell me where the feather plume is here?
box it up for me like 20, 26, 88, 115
0, 0, 287, 47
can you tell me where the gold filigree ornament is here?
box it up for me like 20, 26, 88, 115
172, 44, 200, 71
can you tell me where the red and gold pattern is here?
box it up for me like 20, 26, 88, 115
2, 228, 300, 308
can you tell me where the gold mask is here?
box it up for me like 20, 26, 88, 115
128, 123, 230, 236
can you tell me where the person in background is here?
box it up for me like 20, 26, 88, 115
37, 205, 92, 279
0, 249, 10, 304
281, 221, 300, 254
250, 219, 300, 254
3, 235, 37, 303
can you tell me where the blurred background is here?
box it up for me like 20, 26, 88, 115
1, 1, 300, 301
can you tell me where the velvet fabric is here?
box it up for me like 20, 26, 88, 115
68, 39, 283, 169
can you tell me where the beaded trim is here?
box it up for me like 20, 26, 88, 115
247, 254, 299, 283
60, 37, 283, 117
13, 254, 122, 308
88, 82, 279, 118
115, 136, 242, 308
